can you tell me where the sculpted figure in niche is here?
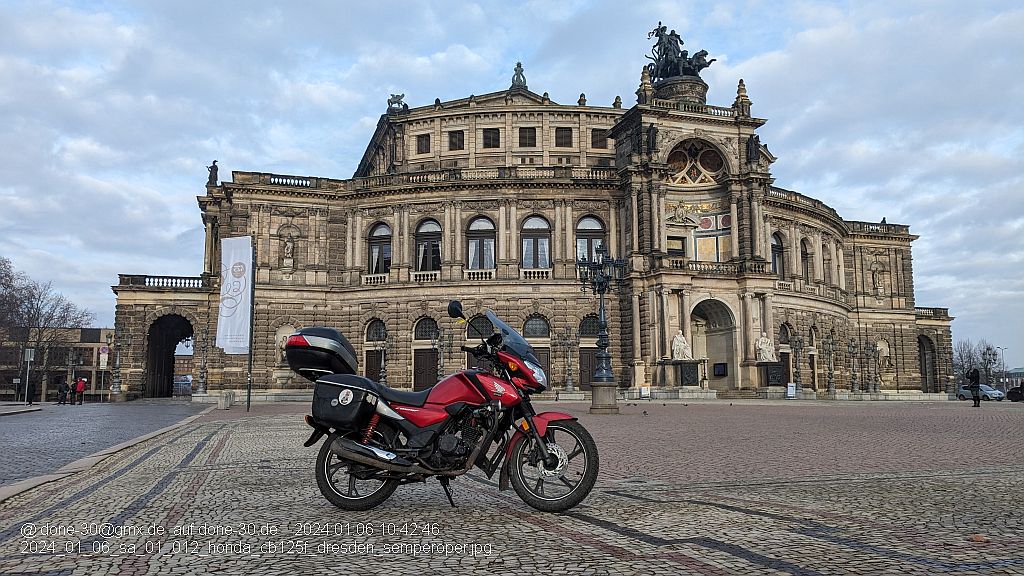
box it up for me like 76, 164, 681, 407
756, 331, 777, 362
671, 330, 692, 360
283, 235, 294, 259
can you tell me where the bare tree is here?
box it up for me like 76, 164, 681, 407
0, 257, 30, 334
952, 338, 979, 385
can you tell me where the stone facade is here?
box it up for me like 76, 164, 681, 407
112, 65, 954, 399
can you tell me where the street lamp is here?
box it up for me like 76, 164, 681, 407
995, 346, 1007, 390
791, 336, 804, 393
823, 334, 835, 394
848, 338, 859, 393
377, 332, 395, 388
552, 326, 579, 393
576, 243, 626, 414
981, 345, 998, 386
429, 326, 451, 383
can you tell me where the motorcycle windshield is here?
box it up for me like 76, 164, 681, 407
486, 310, 541, 365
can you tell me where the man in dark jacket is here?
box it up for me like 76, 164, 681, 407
57, 378, 69, 405
968, 368, 981, 407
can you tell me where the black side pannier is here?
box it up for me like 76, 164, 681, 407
285, 327, 358, 381
311, 375, 378, 431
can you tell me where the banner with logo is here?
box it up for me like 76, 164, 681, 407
216, 236, 253, 354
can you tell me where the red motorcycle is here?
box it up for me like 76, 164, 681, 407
284, 300, 599, 512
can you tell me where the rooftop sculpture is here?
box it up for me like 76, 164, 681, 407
646, 22, 717, 82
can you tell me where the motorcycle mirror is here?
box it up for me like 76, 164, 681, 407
447, 300, 466, 320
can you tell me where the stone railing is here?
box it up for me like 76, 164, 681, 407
776, 280, 794, 291
268, 175, 314, 187
464, 269, 495, 281
664, 259, 770, 276
764, 187, 843, 221
412, 271, 440, 283
118, 275, 209, 289
361, 273, 388, 286
915, 307, 951, 320
351, 166, 616, 191
520, 268, 551, 280
849, 221, 912, 236
649, 99, 736, 117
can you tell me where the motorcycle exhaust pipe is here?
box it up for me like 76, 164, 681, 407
330, 437, 434, 475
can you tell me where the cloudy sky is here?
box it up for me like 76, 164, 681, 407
1, 1, 1021, 367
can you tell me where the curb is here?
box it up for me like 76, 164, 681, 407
0, 407, 42, 417
0, 405, 216, 504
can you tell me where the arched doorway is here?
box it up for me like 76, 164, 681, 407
918, 335, 938, 392
690, 299, 736, 390
145, 314, 194, 398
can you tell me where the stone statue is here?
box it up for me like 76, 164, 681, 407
645, 22, 715, 82
283, 235, 294, 259
746, 134, 761, 164
671, 330, 692, 360
206, 160, 218, 186
387, 94, 405, 109
756, 331, 777, 362
646, 123, 658, 152
511, 62, 527, 88
613, 95, 622, 109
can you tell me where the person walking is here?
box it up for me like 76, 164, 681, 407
57, 379, 69, 405
968, 368, 981, 407
75, 377, 87, 405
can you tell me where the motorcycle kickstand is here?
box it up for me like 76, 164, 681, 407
438, 477, 457, 508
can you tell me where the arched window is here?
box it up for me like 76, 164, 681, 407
466, 217, 495, 270
415, 219, 442, 272
413, 317, 439, 341
771, 233, 785, 279
523, 315, 550, 338
800, 239, 811, 282
778, 323, 791, 344
822, 243, 833, 285
576, 216, 606, 262
366, 319, 387, 342
467, 315, 494, 339
521, 216, 551, 269
367, 223, 392, 274
580, 314, 601, 338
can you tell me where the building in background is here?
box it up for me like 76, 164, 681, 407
0, 327, 114, 402
112, 33, 954, 400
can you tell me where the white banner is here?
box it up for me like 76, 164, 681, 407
216, 236, 253, 354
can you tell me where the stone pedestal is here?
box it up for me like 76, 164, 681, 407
652, 76, 709, 105
589, 381, 619, 414
653, 360, 702, 387
758, 361, 784, 387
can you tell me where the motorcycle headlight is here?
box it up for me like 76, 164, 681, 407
524, 359, 548, 390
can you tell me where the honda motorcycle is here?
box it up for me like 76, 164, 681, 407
284, 300, 599, 512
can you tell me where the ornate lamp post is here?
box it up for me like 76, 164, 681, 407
995, 346, 1007, 390
577, 244, 626, 414
791, 336, 804, 393
981, 345, 997, 386
848, 338, 859, 393
553, 326, 579, 393
823, 334, 835, 394
430, 326, 451, 383
377, 332, 395, 388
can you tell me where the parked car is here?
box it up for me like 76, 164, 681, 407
957, 384, 1004, 401
1007, 386, 1023, 402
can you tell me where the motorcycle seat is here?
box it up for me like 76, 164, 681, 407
318, 374, 431, 407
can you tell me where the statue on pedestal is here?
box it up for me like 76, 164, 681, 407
671, 330, 692, 360
756, 331, 777, 362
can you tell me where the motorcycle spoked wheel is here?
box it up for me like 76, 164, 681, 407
315, 429, 400, 511
509, 420, 599, 512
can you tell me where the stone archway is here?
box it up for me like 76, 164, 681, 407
145, 314, 194, 398
918, 335, 938, 393
690, 299, 736, 390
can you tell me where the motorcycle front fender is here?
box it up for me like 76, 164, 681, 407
497, 411, 576, 491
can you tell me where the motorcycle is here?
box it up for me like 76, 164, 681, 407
284, 300, 599, 512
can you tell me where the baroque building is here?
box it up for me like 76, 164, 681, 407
112, 38, 954, 401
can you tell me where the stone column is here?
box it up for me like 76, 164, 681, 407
659, 191, 668, 253
630, 187, 640, 253
354, 212, 364, 270
454, 202, 463, 263
789, 223, 801, 277
443, 203, 453, 262
681, 289, 692, 343
498, 201, 508, 261
742, 293, 755, 361
751, 193, 764, 260
813, 231, 824, 282
553, 201, 562, 262
730, 195, 740, 259
564, 201, 574, 262
660, 288, 670, 358
609, 201, 619, 257
762, 293, 775, 336
837, 245, 846, 289
631, 292, 642, 362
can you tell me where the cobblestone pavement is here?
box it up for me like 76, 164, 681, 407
0, 400, 207, 485
0, 400, 1022, 575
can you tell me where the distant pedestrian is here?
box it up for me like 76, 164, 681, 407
967, 368, 981, 408
75, 377, 87, 405
26, 380, 35, 405
57, 379, 69, 405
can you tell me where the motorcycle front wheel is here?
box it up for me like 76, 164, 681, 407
509, 420, 599, 512
315, 433, 399, 511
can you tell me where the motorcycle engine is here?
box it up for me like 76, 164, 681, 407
427, 417, 484, 469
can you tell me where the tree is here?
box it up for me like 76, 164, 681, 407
952, 339, 979, 385
0, 257, 30, 334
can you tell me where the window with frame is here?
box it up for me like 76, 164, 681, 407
800, 239, 811, 282
366, 319, 387, 342
667, 236, 687, 256
367, 223, 392, 274
555, 127, 573, 147
521, 215, 551, 269
416, 134, 430, 154
413, 318, 439, 341
771, 233, 785, 278
523, 316, 550, 339
580, 314, 600, 338
466, 217, 496, 269
575, 216, 606, 262
591, 128, 608, 149
448, 130, 464, 151
415, 219, 442, 272
519, 127, 536, 148
467, 316, 494, 339
482, 128, 500, 149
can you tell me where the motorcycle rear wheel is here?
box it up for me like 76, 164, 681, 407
316, 433, 399, 511
509, 420, 598, 512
